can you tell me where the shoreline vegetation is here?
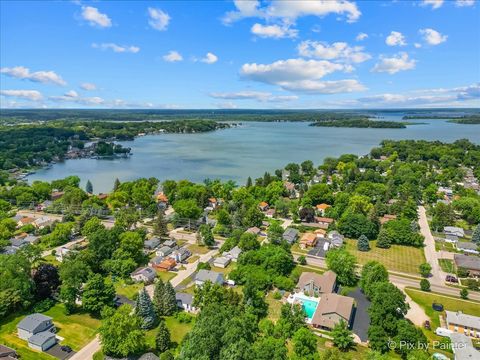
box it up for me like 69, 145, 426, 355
403, 115, 480, 123
310, 119, 414, 128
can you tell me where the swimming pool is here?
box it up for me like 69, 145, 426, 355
301, 298, 319, 319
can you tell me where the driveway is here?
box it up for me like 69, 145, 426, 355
307, 239, 330, 258
46, 343, 75, 360
418, 206, 445, 285
347, 288, 370, 342
68, 336, 99, 360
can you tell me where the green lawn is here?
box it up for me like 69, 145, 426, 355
435, 241, 458, 253
187, 244, 210, 255
145, 315, 195, 352
265, 291, 283, 322
345, 239, 425, 274
438, 259, 455, 273
291, 243, 308, 254
156, 271, 177, 283
114, 280, 143, 300
0, 303, 100, 360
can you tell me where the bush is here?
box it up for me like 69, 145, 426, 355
197, 262, 211, 271
420, 279, 431, 292
463, 279, 480, 291
273, 276, 294, 291
175, 311, 194, 323
32, 298, 55, 313
273, 291, 282, 300
298, 255, 307, 265
460, 288, 469, 299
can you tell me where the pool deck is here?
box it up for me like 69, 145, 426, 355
287, 292, 320, 323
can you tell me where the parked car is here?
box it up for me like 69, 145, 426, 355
61, 345, 72, 353
424, 320, 431, 330
445, 275, 458, 283
432, 302, 444, 311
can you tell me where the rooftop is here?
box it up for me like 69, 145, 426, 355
454, 254, 480, 271
446, 311, 480, 329
312, 293, 354, 329
17, 313, 52, 333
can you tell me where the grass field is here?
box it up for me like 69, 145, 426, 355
186, 244, 210, 255
265, 291, 283, 322
438, 259, 455, 273
145, 315, 195, 351
0, 303, 100, 359
345, 239, 425, 274
156, 271, 177, 283
114, 280, 143, 299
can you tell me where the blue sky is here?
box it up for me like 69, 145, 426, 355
1, 0, 479, 109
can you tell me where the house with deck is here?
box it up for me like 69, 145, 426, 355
299, 232, 317, 249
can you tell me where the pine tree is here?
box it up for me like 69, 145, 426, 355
113, 178, 121, 191
472, 224, 480, 244
357, 234, 370, 252
86, 180, 93, 194
376, 229, 391, 249
155, 320, 171, 353
153, 279, 165, 316
153, 211, 168, 238
246, 176, 252, 188
162, 282, 177, 316
135, 288, 157, 329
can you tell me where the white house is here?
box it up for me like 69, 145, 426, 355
176, 292, 198, 313
444, 226, 465, 238
17, 313, 56, 351
195, 269, 224, 287
131, 267, 156, 283
213, 256, 231, 268
222, 246, 242, 262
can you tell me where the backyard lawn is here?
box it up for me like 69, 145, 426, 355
186, 244, 210, 255
438, 259, 455, 273
114, 280, 143, 299
0, 303, 100, 360
265, 291, 283, 322
345, 239, 425, 274
145, 315, 195, 351
156, 271, 177, 283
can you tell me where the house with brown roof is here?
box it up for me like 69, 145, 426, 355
380, 214, 397, 225
51, 191, 64, 200
17, 217, 36, 227
316, 204, 331, 216
259, 202, 269, 211
246, 227, 261, 235
156, 258, 176, 272
300, 232, 317, 249
315, 217, 334, 227
311, 293, 354, 330
315, 229, 327, 238
296, 271, 337, 295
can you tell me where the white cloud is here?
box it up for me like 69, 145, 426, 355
240, 58, 365, 94
92, 43, 140, 53
200, 52, 218, 64
455, 0, 475, 7
80, 82, 97, 91
420, 28, 447, 45
163, 51, 183, 62
372, 52, 416, 74
0, 89, 43, 101
0, 66, 66, 86
217, 101, 238, 109
65, 90, 78, 98
50, 90, 104, 105
223, 0, 361, 24
251, 23, 298, 39
421, 0, 444, 9
455, 83, 480, 100
414, 43, 422, 48
385, 31, 407, 46
356, 32, 368, 41
298, 41, 371, 63
81, 6, 112, 28
209, 91, 298, 102
148, 8, 170, 31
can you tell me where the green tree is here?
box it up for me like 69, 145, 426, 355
267, 221, 284, 244
99, 305, 146, 358
173, 199, 202, 220
199, 224, 215, 247
86, 180, 93, 194
376, 228, 391, 249
275, 303, 306, 339
331, 320, 354, 351
252, 336, 287, 360
238, 232, 260, 251
153, 211, 169, 238
472, 224, 480, 244
325, 248, 357, 286
298, 255, 307, 265
359, 261, 389, 299
357, 234, 370, 252
153, 278, 166, 316
244, 205, 264, 228
82, 274, 115, 315
420, 279, 430, 292
156, 320, 171, 353
292, 327, 319, 359
393, 319, 428, 358
113, 178, 121, 191
135, 288, 157, 329
367, 325, 390, 353
81, 216, 104, 237
59, 256, 90, 313
419, 263, 432, 278
460, 288, 469, 299
163, 282, 177, 316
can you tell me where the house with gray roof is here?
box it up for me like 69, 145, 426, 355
176, 292, 197, 313
456, 242, 479, 255
223, 246, 242, 261
446, 311, 480, 338
170, 247, 191, 263
28, 331, 56, 351
213, 256, 231, 268
449, 333, 479, 360
0, 344, 17, 358
148, 255, 164, 267
144, 237, 161, 251
163, 239, 177, 248
283, 228, 299, 244
2, 246, 17, 255
17, 313, 54, 340
131, 267, 156, 283
156, 246, 173, 257
195, 269, 224, 287
454, 254, 480, 277
444, 226, 465, 238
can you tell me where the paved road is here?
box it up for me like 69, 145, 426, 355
69, 336, 100, 360
418, 206, 445, 285
17, 210, 115, 228
41, 237, 85, 257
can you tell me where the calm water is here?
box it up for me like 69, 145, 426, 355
28, 114, 480, 193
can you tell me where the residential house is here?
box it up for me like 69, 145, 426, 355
2, 246, 17, 255
10, 235, 38, 249
300, 233, 317, 249
457, 242, 479, 255
195, 269, 224, 287
144, 237, 161, 251
97, 193, 109, 200
315, 217, 334, 228
156, 192, 169, 209
33, 216, 54, 229
283, 228, 299, 244
149, 255, 164, 268
156, 258, 176, 272
17, 313, 56, 351
284, 181, 297, 198
0, 344, 17, 359
17, 217, 35, 227
55, 247, 72, 262
449, 332, 479, 360
316, 204, 331, 216
445, 311, 480, 338
311, 293, 354, 331
445, 226, 465, 238
259, 202, 269, 212
454, 254, 480, 277
156, 246, 173, 257
131, 267, 156, 283
208, 197, 218, 209
163, 239, 177, 248
380, 214, 397, 225
170, 248, 191, 263
328, 231, 344, 248
223, 246, 242, 262
265, 209, 275, 218
246, 227, 261, 236
176, 292, 197, 313
315, 229, 327, 239
296, 271, 337, 295
445, 234, 459, 244
37, 200, 53, 211
213, 256, 231, 268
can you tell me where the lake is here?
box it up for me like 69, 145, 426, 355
27, 115, 480, 193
